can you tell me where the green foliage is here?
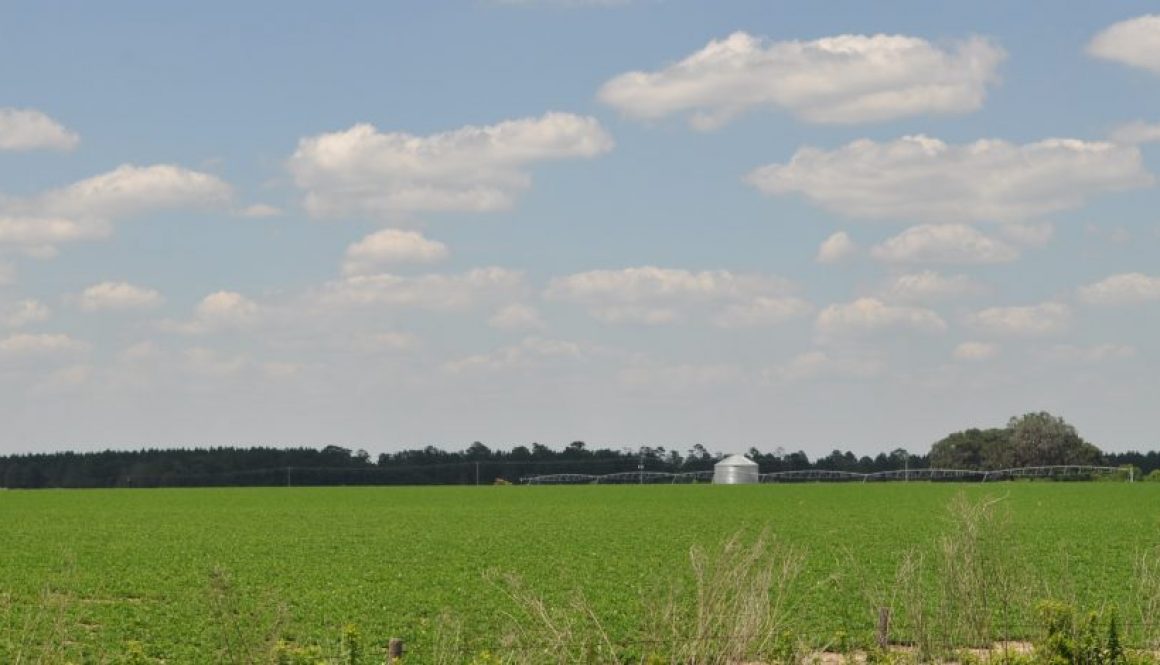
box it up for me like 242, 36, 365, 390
931, 412, 1104, 471
1, 485, 1159, 661
339, 624, 361, 665
270, 640, 327, 665
1035, 601, 1133, 665
1008, 412, 1102, 468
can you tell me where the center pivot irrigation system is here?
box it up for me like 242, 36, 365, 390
522, 465, 1133, 485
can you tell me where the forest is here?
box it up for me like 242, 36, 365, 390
1, 412, 1156, 488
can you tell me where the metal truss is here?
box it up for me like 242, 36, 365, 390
760, 470, 865, 482
865, 468, 986, 482
594, 471, 677, 484
521, 465, 1131, 485
523, 473, 597, 485
981, 465, 1124, 481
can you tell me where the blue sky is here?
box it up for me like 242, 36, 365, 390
2, 1, 1159, 456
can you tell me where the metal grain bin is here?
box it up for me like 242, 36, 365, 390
713, 454, 759, 484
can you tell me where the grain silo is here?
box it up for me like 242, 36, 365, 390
713, 454, 759, 484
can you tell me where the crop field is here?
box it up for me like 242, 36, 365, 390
2, 483, 1159, 662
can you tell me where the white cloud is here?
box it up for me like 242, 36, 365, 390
120, 340, 162, 363
767, 350, 885, 382
968, 302, 1071, 337
618, 361, 742, 390
288, 112, 613, 218
1110, 120, 1160, 145
0, 263, 13, 285
352, 331, 421, 353
0, 333, 88, 357
0, 164, 230, 255
162, 291, 260, 334
31, 364, 92, 395
952, 341, 998, 361
488, 303, 546, 331
21, 164, 232, 221
599, 32, 1004, 128
0, 108, 78, 151
196, 291, 258, 327
816, 231, 857, 263
77, 281, 164, 311
748, 135, 1152, 223
1037, 344, 1136, 364
545, 266, 796, 324
236, 203, 283, 218
342, 229, 449, 275
0, 217, 111, 250
870, 224, 1018, 264
445, 336, 583, 373
2, 299, 50, 327
712, 297, 813, 328
319, 267, 527, 310
815, 297, 946, 339
1077, 272, 1160, 305
182, 347, 248, 377
879, 271, 986, 303
998, 221, 1054, 247
1088, 15, 1160, 75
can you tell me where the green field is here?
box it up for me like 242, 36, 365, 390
2, 483, 1159, 663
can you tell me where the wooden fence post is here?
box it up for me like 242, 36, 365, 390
876, 607, 891, 648
387, 637, 404, 663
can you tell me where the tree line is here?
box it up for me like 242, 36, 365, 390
0, 412, 1155, 489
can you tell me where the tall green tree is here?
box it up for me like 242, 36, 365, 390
1008, 412, 1101, 467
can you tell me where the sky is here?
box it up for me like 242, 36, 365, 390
2, 1, 1160, 457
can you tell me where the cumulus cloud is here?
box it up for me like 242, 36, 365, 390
236, 203, 283, 218
598, 32, 1004, 129
342, 229, 449, 276
816, 231, 857, 263
1110, 120, 1160, 145
1088, 15, 1160, 74
31, 364, 92, 395
0, 164, 231, 255
0, 108, 78, 151
815, 297, 946, 339
1037, 344, 1136, 364
0, 217, 111, 252
879, 271, 986, 303
445, 336, 583, 373
0, 332, 88, 357
545, 266, 800, 325
319, 267, 527, 310
288, 112, 613, 218
352, 331, 421, 353
182, 347, 248, 377
968, 302, 1071, 336
1077, 272, 1160, 305
952, 341, 998, 361
870, 224, 1018, 264
77, 281, 164, 311
711, 297, 813, 328
488, 303, 546, 331
619, 361, 742, 390
998, 222, 1054, 247
767, 350, 885, 382
748, 135, 1152, 223
162, 291, 260, 334
2, 299, 50, 327
21, 164, 232, 221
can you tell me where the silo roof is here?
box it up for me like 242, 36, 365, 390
715, 454, 758, 467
